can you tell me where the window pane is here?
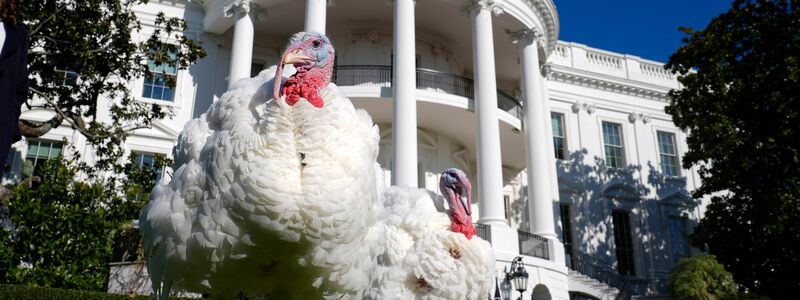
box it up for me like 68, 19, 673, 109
613, 210, 635, 276
657, 132, 680, 176
551, 113, 567, 159
602, 122, 626, 168
143, 51, 178, 101
551, 113, 564, 137
668, 217, 689, 260
49, 146, 62, 158
163, 87, 175, 102
560, 203, 573, 250
27, 143, 40, 158
142, 84, 153, 99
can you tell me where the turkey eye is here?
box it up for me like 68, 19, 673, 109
312, 40, 322, 49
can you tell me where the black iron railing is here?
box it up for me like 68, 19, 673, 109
518, 231, 549, 260
474, 223, 491, 243
332, 65, 392, 87
332, 65, 522, 117
565, 248, 669, 296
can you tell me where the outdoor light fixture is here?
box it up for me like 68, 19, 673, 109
505, 256, 529, 300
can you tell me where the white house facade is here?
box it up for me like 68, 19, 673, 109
4, 0, 705, 299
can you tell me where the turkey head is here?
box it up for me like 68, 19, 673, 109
273, 31, 336, 108
439, 168, 477, 239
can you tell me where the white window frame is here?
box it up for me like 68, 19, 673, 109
22, 139, 65, 178
129, 150, 168, 180
132, 33, 184, 108
652, 128, 683, 177
550, 111, 569, 160
599, 119, 628, 169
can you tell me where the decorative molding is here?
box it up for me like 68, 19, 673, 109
223, 0, 249, 17
570, 102, 596, 114
348, 29, 381, 43
628, 112, 652, 124
224, 0, 266, 21
603, 183, 641, 202
462, 0, 504, 16
505, 28, 543, 46
660, 191, 693, 207
521, 0, 559, 58
549, 69, 671, 102
540, 63, 553, 79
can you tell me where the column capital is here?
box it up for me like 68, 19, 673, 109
540, 63, 552, 79
628, 112, 652, 124
571, 102, 596, 114
224, 0, 267, 21
462, 0, 504, 17
506, 28, 544, 46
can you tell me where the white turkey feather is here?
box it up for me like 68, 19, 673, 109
140, 62, 494, 299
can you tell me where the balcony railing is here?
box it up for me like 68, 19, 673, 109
565, 248, 668, 297
518, 231, 549, 260
332, 65, 522, 118
474, 223, 491, 243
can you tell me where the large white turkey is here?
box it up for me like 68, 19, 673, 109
139, 32, 494, 299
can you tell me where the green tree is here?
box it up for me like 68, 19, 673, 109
668, 255, 737, 300
665, 0, 800, 297
0, 155, 161, 291
18, 0, 205, 181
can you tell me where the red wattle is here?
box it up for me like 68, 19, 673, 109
451, 223, 477, 240
280, 68, 328, 108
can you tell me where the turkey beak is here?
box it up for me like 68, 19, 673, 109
283, 49, 314, 65
459, 174, 473, 216
274, 48, 315, 100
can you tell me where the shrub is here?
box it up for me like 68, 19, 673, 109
668, 254, 737, 300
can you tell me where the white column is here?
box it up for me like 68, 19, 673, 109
470, 2, 506, 227
227, 0, 255, 89
517, 29, 557, 239
304, 0, 327, 34
391, 0, 418, 187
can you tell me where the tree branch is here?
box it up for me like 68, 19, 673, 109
30, 4, 68, 36
18, 115, 64, 138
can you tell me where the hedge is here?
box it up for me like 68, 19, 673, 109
0, 284, 151, 300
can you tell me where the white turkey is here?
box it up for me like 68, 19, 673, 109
138, 32, 494, 299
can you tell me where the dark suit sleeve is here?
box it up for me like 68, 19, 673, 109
12, 26, 30, 143
15, 26, 29, 111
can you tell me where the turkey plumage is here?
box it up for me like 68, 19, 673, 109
139, 32, 494, 299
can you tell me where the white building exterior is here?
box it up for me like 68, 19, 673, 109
4, 0, 705, 299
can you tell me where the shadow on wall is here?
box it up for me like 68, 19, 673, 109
555, 149, 699, 276
512, 185, 531, 231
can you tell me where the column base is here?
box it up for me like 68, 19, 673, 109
477, 218, 509, 227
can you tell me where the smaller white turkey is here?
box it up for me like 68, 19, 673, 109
368, 169, 494, 300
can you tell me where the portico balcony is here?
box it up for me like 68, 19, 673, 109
332, 65, 522, 118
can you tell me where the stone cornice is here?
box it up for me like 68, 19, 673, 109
548, 65, 672, 102
520, 0, 559, 58
223, 0, 266, 21
462, 0, 505, 16
506, 28, 544, 46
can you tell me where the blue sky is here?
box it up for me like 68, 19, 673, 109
554, 0, 733, 63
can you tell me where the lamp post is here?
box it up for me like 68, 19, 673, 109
505, 256, 529, 300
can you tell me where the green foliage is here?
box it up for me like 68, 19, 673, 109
0, 283, 151, 300
665, 0, 800, 297
0, 157, 152, 291
668, 255, 737, 300
18, 0, 205, 184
